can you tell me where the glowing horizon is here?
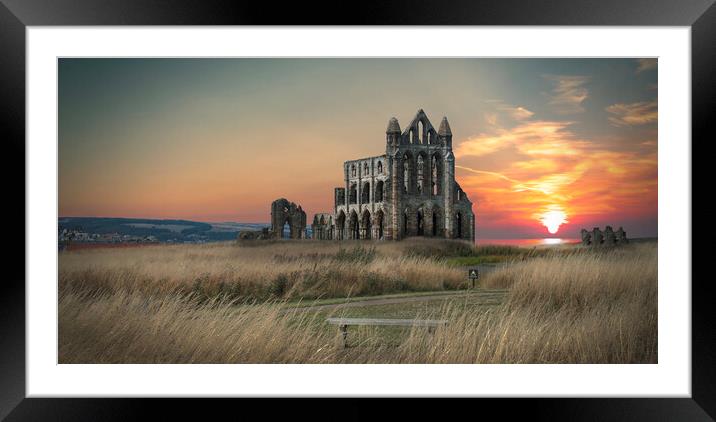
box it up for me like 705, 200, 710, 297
59, 58, 658, 239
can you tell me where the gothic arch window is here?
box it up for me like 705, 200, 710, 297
375, 180, 384, 202
455, 212, 463, 239
402, 154, 411, 194
418, 121, 424, 144
351, 164, 356, 177
375, 209, 385, 239
377, 161, 383, 174
363, 162, 369, 176
361, 181, 370, 203
349, 183, 357, 204
431, 154, 441, 196
417, 154, 425, 195
432, 207, 441, 236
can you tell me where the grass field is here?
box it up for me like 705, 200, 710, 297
58, 239, 657, 364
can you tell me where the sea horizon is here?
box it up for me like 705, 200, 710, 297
475, 237, 580, 246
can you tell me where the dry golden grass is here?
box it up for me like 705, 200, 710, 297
58, 240, 657, 364
59, 239, 468, 301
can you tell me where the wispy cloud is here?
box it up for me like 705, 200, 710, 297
482, 100, 534, 127
635, 58, 657, 74
485, 100, 534, 121
543, 75, 590, 114
455, 120, 584, 158
606, 101, 658, 126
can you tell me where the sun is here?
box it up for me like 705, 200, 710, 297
540, 209, 568, 234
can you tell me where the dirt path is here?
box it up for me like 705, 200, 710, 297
284, 290, 507, 312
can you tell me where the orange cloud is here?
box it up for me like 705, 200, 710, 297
454, 117, 657, 236
455, 120, 586, 158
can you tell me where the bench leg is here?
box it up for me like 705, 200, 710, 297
339, 324, 348, 348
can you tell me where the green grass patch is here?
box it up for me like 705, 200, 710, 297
444, 255, 512, 266
284, 289, 473, 308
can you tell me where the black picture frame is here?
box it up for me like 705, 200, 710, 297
1, 0, 711, 419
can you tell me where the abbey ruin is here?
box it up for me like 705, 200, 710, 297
269, 198, 307, 239
312, 109, 475, 242
580, 226, 628, 246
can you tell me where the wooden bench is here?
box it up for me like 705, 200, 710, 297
326, 318, 449, 348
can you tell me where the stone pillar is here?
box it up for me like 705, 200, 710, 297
390, 152, 401, 240
344, 165, 350, 208
444, 151, 455, 238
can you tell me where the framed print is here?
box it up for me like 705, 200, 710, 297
2, 0, 712, 419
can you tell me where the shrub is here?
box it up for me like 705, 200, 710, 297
268, 274, 293, 298
334, 245, 377, 264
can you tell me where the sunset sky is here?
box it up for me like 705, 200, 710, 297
59, 58, 657, 239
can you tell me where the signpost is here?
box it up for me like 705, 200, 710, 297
468, 268, 479, 289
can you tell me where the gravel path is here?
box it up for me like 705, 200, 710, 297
284, 289, 507, 312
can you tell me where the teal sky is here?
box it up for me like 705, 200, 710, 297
59, 58, 658, 238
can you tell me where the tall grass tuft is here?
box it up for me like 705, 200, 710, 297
59, 239, 466, 302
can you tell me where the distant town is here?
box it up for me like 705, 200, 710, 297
57, 217, 273, 249
59, 228, 160, 244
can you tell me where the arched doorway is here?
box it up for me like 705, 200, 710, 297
375, 209, 385, 240
336, 211, 346, 240
361, 210, 372, 240
349, 211, 359, 240
282, 220, 291, 239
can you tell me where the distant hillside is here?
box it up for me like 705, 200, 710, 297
58, 217, 269, 242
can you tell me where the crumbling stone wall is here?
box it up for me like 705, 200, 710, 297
580, 226, 628, 246
270, 198, 307, 239
311, 213, 334, 240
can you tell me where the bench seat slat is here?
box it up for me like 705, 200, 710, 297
326, 318, 448, 327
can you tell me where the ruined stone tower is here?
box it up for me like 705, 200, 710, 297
312, 109, 475, 242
